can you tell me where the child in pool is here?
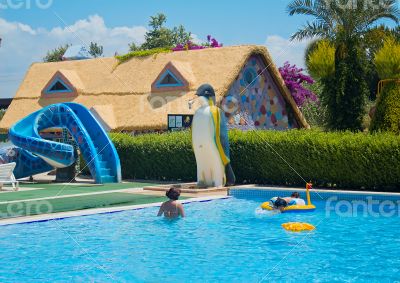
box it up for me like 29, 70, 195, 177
273, 197, 288, 212
283, 192, 306, 206
272, 192, 306, 212
157, 188, 185, 218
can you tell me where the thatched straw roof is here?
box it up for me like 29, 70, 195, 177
0, 45, 309, 132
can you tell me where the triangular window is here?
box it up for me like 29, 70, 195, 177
160, 73, 179, 85
155, 70, 184, 88
49, 81, 68, 92
45, 77, 73, 94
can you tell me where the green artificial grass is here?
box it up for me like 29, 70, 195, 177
0, 182, 159, 202
0, 192, 176, 219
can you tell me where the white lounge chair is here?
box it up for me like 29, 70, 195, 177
0, 162, 19, 191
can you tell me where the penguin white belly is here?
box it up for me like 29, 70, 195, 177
192, 106, 225, 187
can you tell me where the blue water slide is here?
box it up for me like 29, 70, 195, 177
0, 146, 53, 179
8, 103, 121, 183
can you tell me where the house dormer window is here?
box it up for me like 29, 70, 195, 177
156, 70, 184, 88
151, 62, 191, 93
41, 70, 80, 98
46, 77, 72, 93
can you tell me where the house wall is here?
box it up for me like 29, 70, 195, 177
221, 55, 298, 130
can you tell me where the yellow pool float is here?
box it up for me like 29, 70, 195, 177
261, 203, 316, 212
282, 222, 315, 232
260, 183, 316, 213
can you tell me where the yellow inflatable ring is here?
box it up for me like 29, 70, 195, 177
261, 183, 316, 213
282, 222, 315, 232
260, 202, 316, 213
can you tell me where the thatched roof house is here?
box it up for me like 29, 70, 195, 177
0, 45, 309, 133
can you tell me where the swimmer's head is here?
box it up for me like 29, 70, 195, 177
291, 192, 300, 198
166, 188, 181, 200
274, 197, 287, 208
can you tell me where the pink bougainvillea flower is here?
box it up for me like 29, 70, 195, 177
172, 35, 222, 52
278, 61, 317, 107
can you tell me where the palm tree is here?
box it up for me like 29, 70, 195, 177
287, 0, 399, 130
288, 0, 399, 42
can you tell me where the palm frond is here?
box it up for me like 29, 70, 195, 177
288, 0, 339, 32
288, 0, 399, 42
364, 0, 400, 24
287, 0, 315, 16
290, 21, 331, 40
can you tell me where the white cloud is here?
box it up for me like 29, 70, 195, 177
190, 34, 202, 44
265, 35, 313, 69
0, 15, 146, 98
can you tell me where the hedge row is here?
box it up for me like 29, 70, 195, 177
109, 130, 400, 190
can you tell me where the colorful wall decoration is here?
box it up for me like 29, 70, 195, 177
221, 55, 298, 130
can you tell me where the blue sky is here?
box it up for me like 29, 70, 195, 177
1, 0, 310, 42
0, 0, 397, 98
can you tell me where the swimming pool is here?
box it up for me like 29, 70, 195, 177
0, 193, 399, 282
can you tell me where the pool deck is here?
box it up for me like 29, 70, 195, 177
0, 175, 230, 225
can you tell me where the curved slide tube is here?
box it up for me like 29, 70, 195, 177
7, 103, 121, 183
0, 146, 53, 179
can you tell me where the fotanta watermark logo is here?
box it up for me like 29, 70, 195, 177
326, 196, 400, 217
0, 0, 53, 10
140, 92, 241, 115
0, 200, 53, 218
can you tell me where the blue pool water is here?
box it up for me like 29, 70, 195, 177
0, 197, 399, 282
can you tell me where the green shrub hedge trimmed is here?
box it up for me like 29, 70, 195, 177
108, 130, 400, 190
370, 82, 400, 134
110, 131, 196, 182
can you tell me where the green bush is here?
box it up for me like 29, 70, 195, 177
301, 81, 328, 129
308, 40, 369, 131
109, 130, 400, 190
300, 100, 328, 129
374, 37, 400, 79
370, 82, 400, 134
307, 40, 335, 79
111, 131, 196, 181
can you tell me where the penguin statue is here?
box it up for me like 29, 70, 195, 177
191, 84, 236, 188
